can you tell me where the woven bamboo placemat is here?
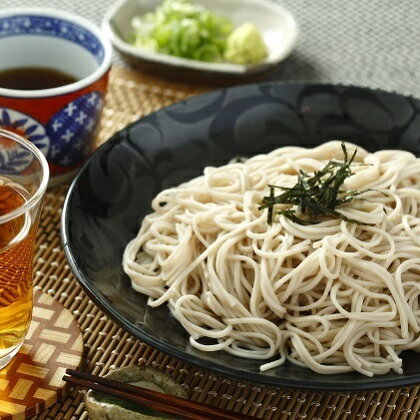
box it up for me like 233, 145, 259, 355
33, 66, 419, 420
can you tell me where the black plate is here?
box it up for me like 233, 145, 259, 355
62, 82, 420, 391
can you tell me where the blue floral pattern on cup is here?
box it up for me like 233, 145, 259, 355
45, 91, 103, 167
0, 109, 50, 172
0, 15, 104, 62
0, 91, 103, 171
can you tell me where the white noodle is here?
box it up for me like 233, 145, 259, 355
123, 141, 420, 376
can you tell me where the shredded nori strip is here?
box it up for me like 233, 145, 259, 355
259, 143, 384, 225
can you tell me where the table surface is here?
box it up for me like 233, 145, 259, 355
1, 1, 420, 419
3, 0, 420, 97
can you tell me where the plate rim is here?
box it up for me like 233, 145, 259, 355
61, 81, 420, 391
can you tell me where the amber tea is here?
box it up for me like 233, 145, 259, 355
0, 128, 48, 369
0, 181, 35, 360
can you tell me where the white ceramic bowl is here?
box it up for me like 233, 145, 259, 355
102, 0, 299, 78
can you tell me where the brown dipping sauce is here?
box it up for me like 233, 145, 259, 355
0, 67, 78, 90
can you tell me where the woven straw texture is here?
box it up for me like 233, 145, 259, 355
27, 66, 419, 420
2, 0, 420, 416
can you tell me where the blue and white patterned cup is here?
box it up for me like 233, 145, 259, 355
0, 8, 112, 185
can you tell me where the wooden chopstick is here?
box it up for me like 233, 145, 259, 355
64, 369, 259, 420
64, 375, 208, 420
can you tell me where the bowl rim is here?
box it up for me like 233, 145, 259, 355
0, 8, 112, 98
61, 80, 420, 391
102, 0, 299, 75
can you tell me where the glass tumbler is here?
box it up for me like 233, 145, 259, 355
0, 129, 49, 368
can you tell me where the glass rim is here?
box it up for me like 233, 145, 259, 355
0, 128, 49, 224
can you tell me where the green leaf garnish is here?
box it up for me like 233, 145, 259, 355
259, 143, 384, 225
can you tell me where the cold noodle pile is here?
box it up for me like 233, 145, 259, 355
123, 141, 420, 376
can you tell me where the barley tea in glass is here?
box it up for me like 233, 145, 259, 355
0, 129, 49, 368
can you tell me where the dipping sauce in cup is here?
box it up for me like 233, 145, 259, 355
0, 9, 112, 186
